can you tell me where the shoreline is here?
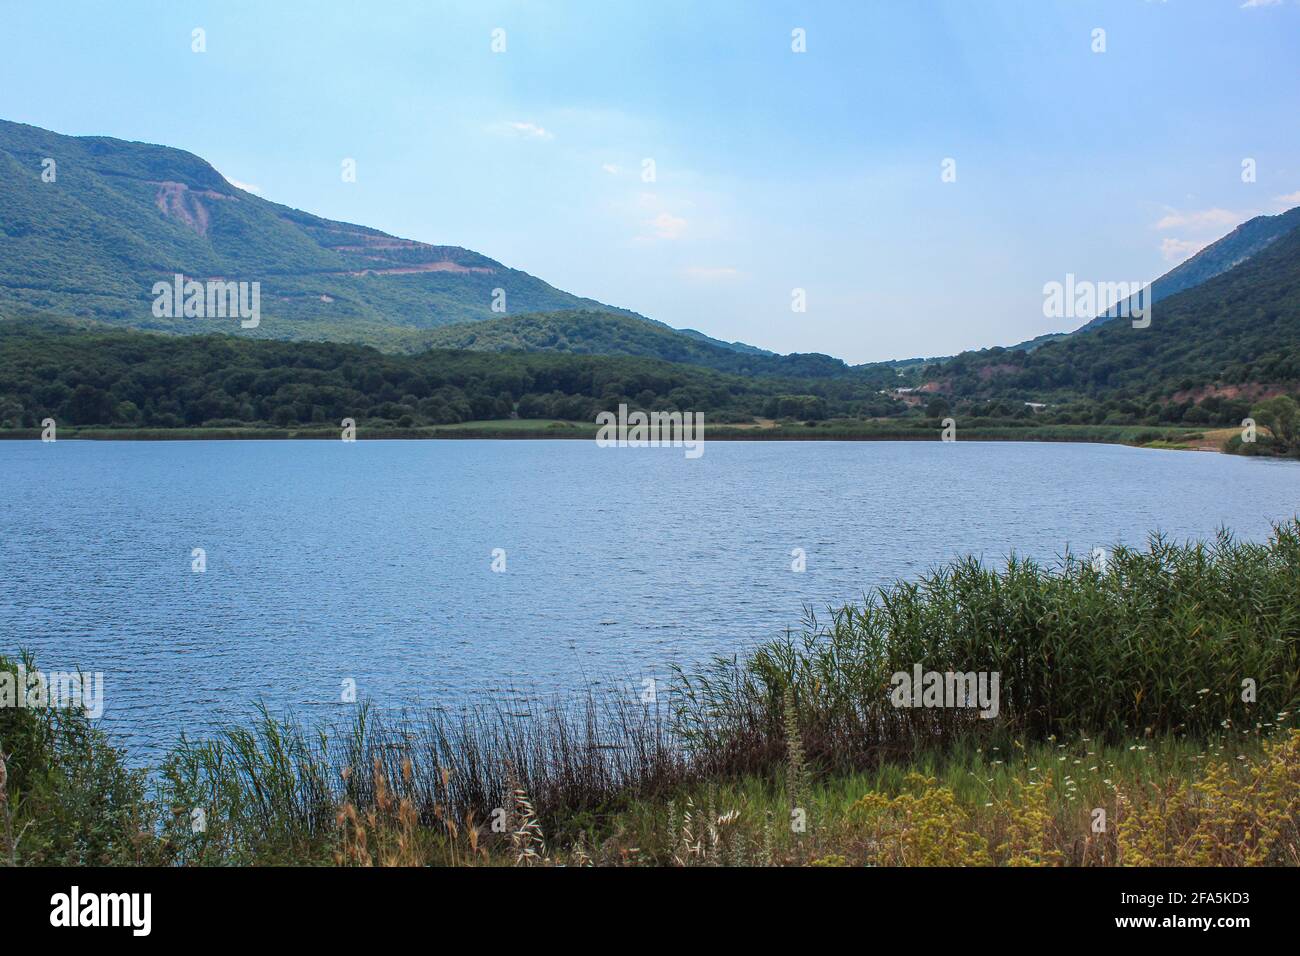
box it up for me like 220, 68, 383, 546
0, 422, 1225, 450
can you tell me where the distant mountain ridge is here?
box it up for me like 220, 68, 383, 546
409, 309, 850, 377
3, 118, 1297, 404
931, 204, 1300, 361
1078, 204, 1300, 333
921, 217, 1300, 405
675, 328, 775, 356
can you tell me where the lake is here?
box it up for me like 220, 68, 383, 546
1, 438, 1296, 764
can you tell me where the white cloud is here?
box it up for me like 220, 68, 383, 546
492, 121, 554, 140
1161, 237, 1209, 263
1274, 190, 1300, 207
601, 163, 621, 175
644, 211, 687, 240
216, 168, 261, 194
684, 266, 741, 280
621, 190, 705, 242
1240, 0, 1282, 8
1153, 207, 1244, 230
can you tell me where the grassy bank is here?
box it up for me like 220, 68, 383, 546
0, 420, 1212, 449
3, 523, 1298, 866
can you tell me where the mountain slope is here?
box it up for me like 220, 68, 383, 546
0, 119, 644, 346
978, 206, 1300, 355
675, 328, 776, 356
0, 118, 795, 364
927, 205, 1300, 368
923, 220, 1300, 406
1076, 204, 1300, 333
405, 309, 852, 377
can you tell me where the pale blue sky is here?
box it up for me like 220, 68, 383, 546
2, 0, 1298, 362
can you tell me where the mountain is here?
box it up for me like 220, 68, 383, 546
405, 309, 851, 377
0, 119, 776, 361
961, 206, 1300, 357
922, 205, 1300, 384
6, 117, 1293, 409
922, 217, 1300, 409
1073, 204, 1300, 334
675, 328, 775, 356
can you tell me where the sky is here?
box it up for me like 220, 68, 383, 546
1, 0, 1298, 363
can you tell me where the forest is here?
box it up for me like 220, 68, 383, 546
0, 319, 906, 430
1, 315, 1294, 455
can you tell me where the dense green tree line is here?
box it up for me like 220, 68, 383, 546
0, 321, 910, 429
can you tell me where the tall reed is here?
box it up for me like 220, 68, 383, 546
158, 690, 690, 863
674, 521, 1300, 774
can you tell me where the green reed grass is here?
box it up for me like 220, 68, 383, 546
156, 692, 690, 864
674, 521, 1300, 774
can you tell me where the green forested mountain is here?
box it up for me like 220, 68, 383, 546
0, 121, 660, 344
953, 205, 1300, 355
922, 218, 1300, 423
0, 118, 790, 364
1068, 204, 1300, 335
405, 309, 849, 377
674, 327, 775, 356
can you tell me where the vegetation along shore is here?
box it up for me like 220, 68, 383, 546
3, 522, 1297, 866
2, 318, 1295, 455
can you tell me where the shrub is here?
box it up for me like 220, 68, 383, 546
0, 652, 157, 864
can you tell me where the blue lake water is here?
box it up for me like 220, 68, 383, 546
1, 438, 1297, 764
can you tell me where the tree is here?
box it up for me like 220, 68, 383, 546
66, 384, 114, 425
1251, 395, 1299, 452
